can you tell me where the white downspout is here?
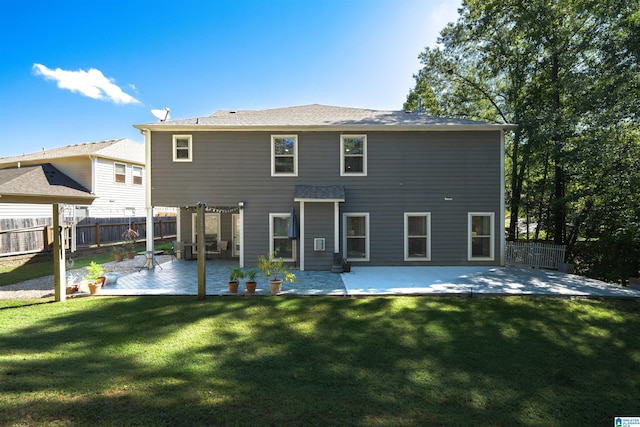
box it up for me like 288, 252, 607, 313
334, 201, 340, 254
299, 201, 305, 271
142, 129, 154, 263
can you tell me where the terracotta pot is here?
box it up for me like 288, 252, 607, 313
245, 281, 257, 294
228, 281, 239, 293
66, 284, 79, 295
88, 282, 101, 295
114, 253, 124, 262
269, 280, 283, 295
127, 251, 135, 259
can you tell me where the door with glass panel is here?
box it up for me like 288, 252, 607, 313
232, 213, 241, 257
191, 212, 220, 255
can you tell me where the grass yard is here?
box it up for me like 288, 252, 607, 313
1, 296, 639, 426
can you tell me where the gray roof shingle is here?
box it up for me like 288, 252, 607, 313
0, 138, 144, 165
294, 184, 345, 201
135, 104, 516, 130
0, 163, 95, 203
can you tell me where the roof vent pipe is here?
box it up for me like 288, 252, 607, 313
418, 96, 422, 116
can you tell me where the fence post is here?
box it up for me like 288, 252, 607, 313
44, 225, 52, 252
95, 223, 101, 247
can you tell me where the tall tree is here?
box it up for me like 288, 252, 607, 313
405, 0, 640, 281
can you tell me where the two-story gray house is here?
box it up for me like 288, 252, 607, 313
135, 104, 515, 271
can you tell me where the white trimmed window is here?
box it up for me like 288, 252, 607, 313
340, 134, 367, 176
404, 213, 431, 261
132, 165, 143, 185
271, 135, 298, 176
343, 213, 369, 261
269, 213, 295, 261
173, 135, 192, 162
468, 212, 495, 261
114, 162, 126, 183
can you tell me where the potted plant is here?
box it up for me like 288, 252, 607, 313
122, 228, 139, 259
65, 272, 79, 295
83, 261, 106, 295
244, 269, 258, 294
112, 246, 124, 262
257, 253, 295, 295
228, 267, 245, 293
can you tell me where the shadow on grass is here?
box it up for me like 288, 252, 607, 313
0, 296, 639, 426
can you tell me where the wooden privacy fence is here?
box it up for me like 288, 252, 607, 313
0, 217, 176, 257
0, 218, 52, 256
74, 217, 176, 247
505, 241, 566, 270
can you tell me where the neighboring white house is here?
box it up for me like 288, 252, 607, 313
0, 138, 147, 219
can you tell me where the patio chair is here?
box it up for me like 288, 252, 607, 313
209, 240, 229, 259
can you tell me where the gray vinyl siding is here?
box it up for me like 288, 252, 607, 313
303, 202, 336, 270
151, 130, 501, 269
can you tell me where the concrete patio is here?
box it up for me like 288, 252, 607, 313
99, 259, 640, 298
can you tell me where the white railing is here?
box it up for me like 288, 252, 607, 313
505, 241, 566, 270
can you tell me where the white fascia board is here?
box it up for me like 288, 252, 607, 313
133, 124, 518, 133
294, 197, 345, 203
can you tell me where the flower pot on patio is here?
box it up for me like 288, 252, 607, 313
269, 280, 283, 295
245, 281, 257, 295
228, 281, 239, 293
88, 280, 103, 295
127, 251, 135, 260
228, 267, 244, 294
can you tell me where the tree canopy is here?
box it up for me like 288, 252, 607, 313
405, 0, 640, 283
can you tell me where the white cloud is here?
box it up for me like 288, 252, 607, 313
32, 64, 140, 105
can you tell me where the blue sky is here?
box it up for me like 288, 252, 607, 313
0, 0, 460, 158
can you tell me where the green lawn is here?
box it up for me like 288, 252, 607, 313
1, 296, 638, 426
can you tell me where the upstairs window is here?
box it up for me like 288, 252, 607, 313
271, 135, 298, 176
132, 166, 143, 185
114, 162, 126, 183
341, 134, 367, 176
173, 135, 192, 162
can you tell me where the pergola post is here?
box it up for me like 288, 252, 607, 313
196, 202, 206, 299
53, 203, 66, 302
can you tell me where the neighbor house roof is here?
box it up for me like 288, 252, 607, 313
134, 104, 517, 132
0, 163, 95, 204
0, 138, 145, 167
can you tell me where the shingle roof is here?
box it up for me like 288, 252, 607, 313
135, 104, 516, 130
0, 138, 144, 166
294, 184, 346, 201
0, 163, 95, 204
